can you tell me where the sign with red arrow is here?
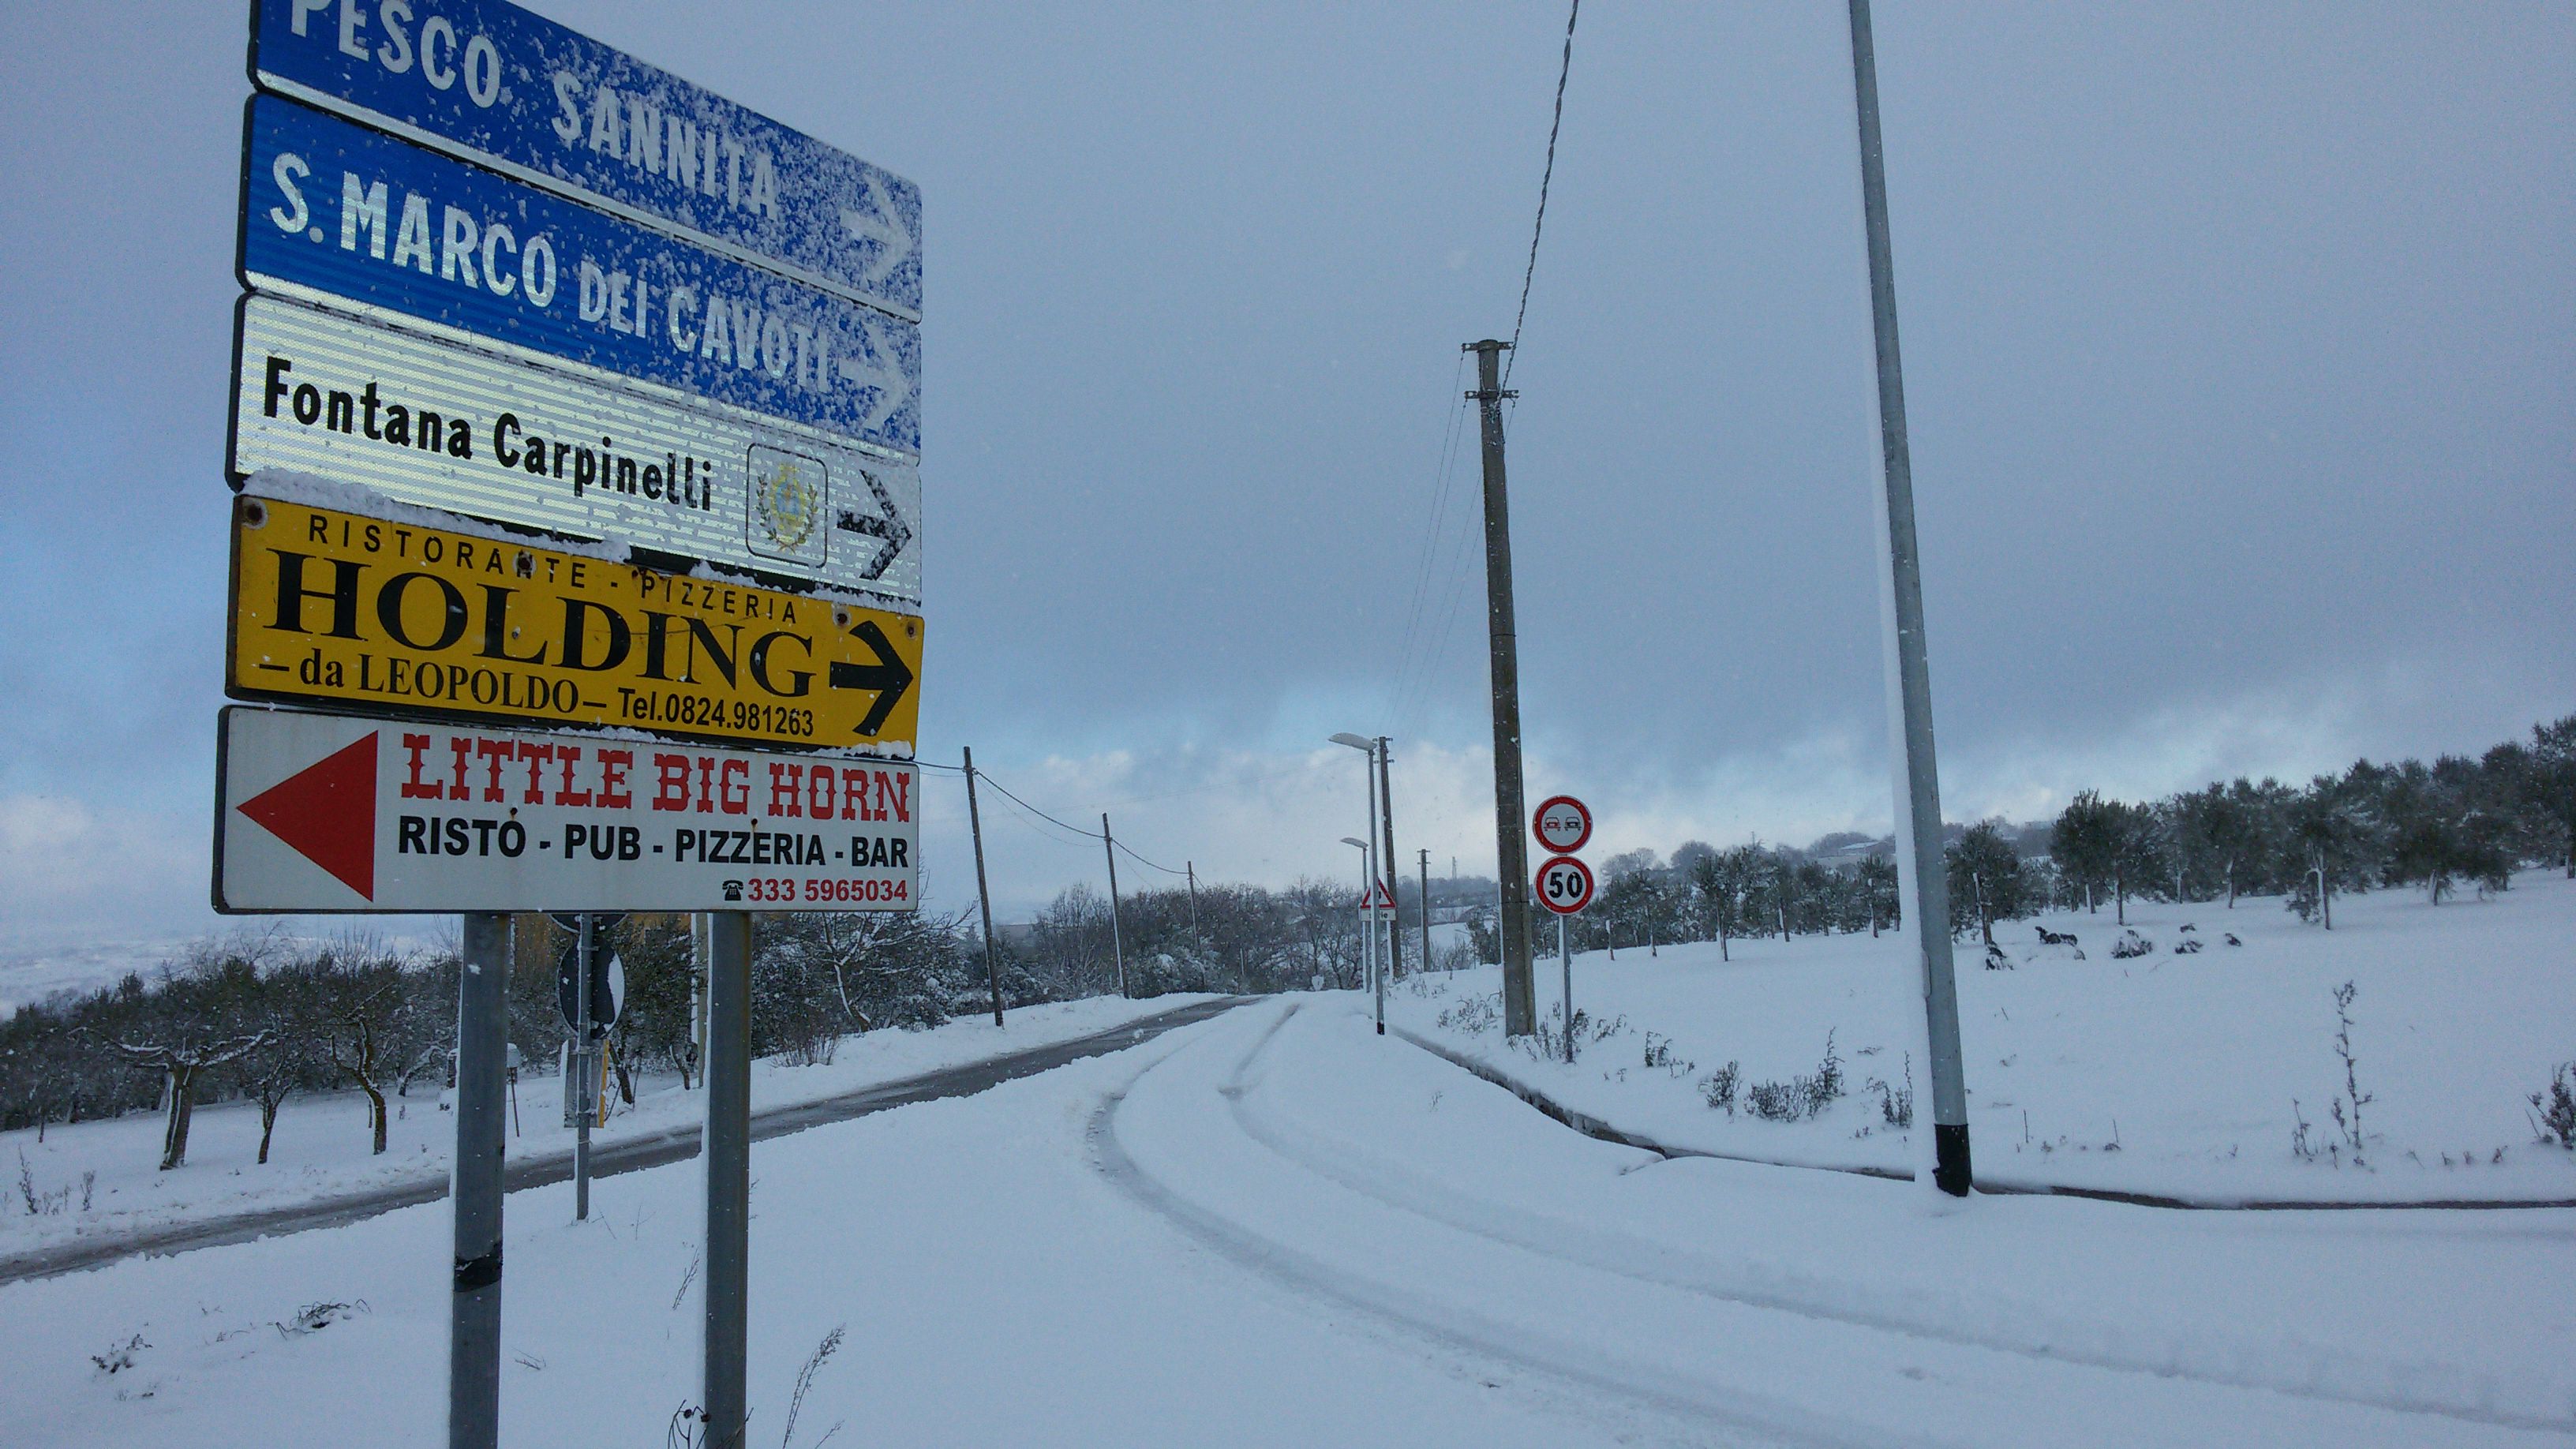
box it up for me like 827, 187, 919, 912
214, 705, 919, 913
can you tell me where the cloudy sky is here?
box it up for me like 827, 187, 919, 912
1, 2, 2567, 960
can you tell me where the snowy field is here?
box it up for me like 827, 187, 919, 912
0, 995, 1216, 1260
1390, 871, 2576, 1204
2, 997, 2569, 1446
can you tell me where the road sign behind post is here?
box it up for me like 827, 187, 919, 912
227, 492, 922, 751
230, 295, 921, 603
213, 704, 922, 913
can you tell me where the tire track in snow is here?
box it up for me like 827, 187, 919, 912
1096, 998, 2575, 1447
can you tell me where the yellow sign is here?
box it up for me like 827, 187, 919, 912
226, 494, 922, 751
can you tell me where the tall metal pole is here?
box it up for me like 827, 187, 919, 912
1101, 814, 1128, 998
1848, 0, 1971, 1197
1362, 762, 1380, 1002
1418, 848, 1433, 975
964, 747, 1005, 1028
448, 912, 509, 1449
1558, 913, 1574, 1063
702, 911, 753, 1447
573, 913, 593, 1221
1185, 863, 1200, 933
1466, 339, 1537, 1037
1376, 736, 1399, 982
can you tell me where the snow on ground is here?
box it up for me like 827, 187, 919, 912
0, 994, 1215, 1259
1389, 871, 2576, 1204
4, 997, 2568, 1447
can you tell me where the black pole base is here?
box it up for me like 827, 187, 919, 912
1933, 1121, 1972, 1196
1376, 1022, 1385, 1035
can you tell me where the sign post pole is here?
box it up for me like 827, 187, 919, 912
1559, 913, 1574, 1064
964, 747, 1005, 1028
448, 911, 510, 1449
574, 914, 593, 1222
702, 911, 754, 1447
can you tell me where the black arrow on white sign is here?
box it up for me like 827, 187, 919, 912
833, 467, 913, 581
829, 619, 915, 736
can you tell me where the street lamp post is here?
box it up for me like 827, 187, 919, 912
1340, 837, 1374, 998
1331, 733, 1382, 1004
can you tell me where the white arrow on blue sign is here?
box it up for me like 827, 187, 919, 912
249, 0, 921, 321
241, 95, 919, 457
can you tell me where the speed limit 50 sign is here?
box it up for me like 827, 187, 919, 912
1535, 854, 1594, 915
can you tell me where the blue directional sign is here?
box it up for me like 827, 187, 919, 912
242, 95, 919, 456
249, 0, 920, 320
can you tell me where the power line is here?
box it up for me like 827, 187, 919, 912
1504, 0, 1582, 388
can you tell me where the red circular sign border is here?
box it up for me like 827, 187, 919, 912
1534, 853, 1594, 915
1531, 795, 1593, 855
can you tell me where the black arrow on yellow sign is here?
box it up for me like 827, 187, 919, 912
829, 619, 915, 736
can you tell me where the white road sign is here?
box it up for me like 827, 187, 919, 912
231, 294, 919, 603
1533, 795, 1593, 855
215, 705, 919, 913
1535, 855, 1595, 916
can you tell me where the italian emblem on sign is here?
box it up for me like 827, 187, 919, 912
748, 445, 829, 566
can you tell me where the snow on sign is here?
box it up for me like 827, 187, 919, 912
1532, 794, 1592, 855
249, 0, 922, 321
214, 704, 921, 913
239, 95, 920, 456
1534, 855, 1594, 915
230, 294, 920, 603
226, 492, 923, 751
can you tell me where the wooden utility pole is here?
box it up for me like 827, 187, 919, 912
1102, 813, 1128, 997
1376, 736, 1399, 979
964, 747, 1005, 1028
1466, 339, 1536, 1036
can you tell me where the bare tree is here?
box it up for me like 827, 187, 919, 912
113, 1030, 271, 1171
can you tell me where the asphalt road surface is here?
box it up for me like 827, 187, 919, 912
0, 994, 1253, 1286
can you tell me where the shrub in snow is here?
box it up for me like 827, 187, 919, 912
1745, 1080, 1805, 1121
1519, 1006, 1626, 1065
2173, 938, 2203, 955
90, 1334, 147, 1376
1436, 992, 1502, 1036
2532, 1062, 2576, 1149
1866, 1054, 1915, 1129
2109, 930, 2154, 960
1745, 1032, 1846, 1121
1640, 1032, 1695, 1078
1699, 1061, 1741, 1115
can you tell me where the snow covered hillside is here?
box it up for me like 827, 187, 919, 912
1391, 870, 2576, 1204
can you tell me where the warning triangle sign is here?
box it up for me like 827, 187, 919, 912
1357, 880, 1396, 911
238, 731, 378, 900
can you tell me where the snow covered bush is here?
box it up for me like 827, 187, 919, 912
2109, 930, 2155, 960
1436, 992, 1502, 1036
1745, 1032, 1845, 1121
2531, 1062, 2576, 1149
1698, 1061, 1740, 1116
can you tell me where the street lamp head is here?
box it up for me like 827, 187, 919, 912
1340, 837, 1369, 850
1328, 732, 1373, 752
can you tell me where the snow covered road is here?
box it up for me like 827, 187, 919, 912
4, 993, 2568, 1447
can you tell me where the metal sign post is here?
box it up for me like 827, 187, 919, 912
701, 911, 754, 1447
447, 912, 509, 1449
574, 913, 593, 1220
1533, 854, 1593, 1063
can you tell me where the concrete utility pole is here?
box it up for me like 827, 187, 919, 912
1376, 736, 1399, 981
1102, 814, 1128, 997
1466, 339, 1537, 1036
964, 747, 1005, 1028
1185, 862, 1200, 933
701, 912, 753, 1444
447, 912, 508, 1449
1848, 0, 1971, 1196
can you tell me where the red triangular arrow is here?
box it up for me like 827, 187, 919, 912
238, 731, 378, 900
